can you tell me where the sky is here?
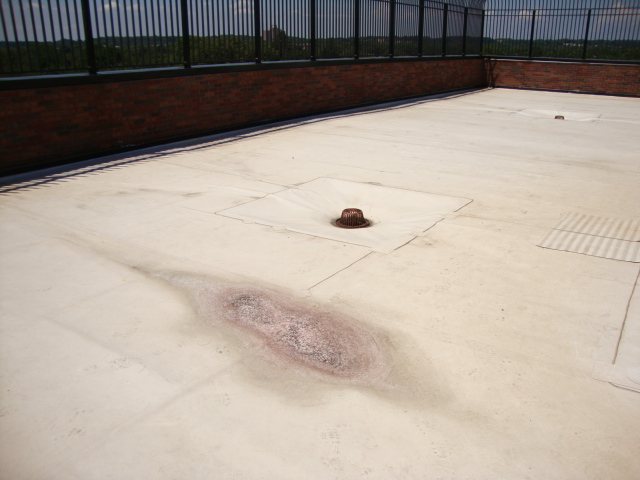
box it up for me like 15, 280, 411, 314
484, 1, 640, 39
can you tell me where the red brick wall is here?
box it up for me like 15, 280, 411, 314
486, 59, 640, 97
0, 59, 486, 174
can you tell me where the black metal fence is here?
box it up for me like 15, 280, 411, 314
2, 1, 639, 77
0, 0, 483, 76
484, 6, 640, 61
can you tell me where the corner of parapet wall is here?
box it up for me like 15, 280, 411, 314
485, 58, 640, 97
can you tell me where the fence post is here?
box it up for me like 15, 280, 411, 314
418, 0, 425, 57
389, 0, 396, 57
310, 0, 316, 60
462, 7, 468, 56
79, 0, 96, 74
254, 0, 261, 63
480, 9, 485, 54
354, 0, 360, 59
582, 9, 592, 60
442, 3, 448, 57
180, 0, 191, 68
528, 9, 536, 58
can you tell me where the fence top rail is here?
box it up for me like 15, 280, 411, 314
368, 0, 482, 9
486, 6, 640, 14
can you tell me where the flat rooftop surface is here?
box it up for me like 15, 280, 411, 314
1, 88, 639, 479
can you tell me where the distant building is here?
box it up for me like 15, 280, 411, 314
263, 25, 284, 42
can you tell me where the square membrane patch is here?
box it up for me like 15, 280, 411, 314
217, 178, 471, 253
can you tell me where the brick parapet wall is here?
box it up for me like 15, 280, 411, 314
486, 59, 640, 97
0, 59, 486, 175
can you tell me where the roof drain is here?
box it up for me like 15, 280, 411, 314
335, 208, 371, 229
555, 115, 565, 120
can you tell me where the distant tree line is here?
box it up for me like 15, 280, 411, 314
483, 38, 640, 61
0, 34, 479, 75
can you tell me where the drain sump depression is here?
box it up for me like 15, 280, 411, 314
217, 177, 471, 252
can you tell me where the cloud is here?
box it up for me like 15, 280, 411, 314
611, 2, 640, 14
234, 0, 252, 15
103, 1, 119, 11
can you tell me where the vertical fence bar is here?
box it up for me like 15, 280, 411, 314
442, 3, 448, 57
27, 0, 42, 71
7, 1, 25, 72
389, 0, 396, 57
354, 0, 360, 59
109, 1, 118, 67
461, 7, 468, 56
124, 0, 133, 67
528, 9, 536, 58
80, 0, 97, 74
110, 1, 118, 66
310, 0, 316, 60
253, 0, 261, 63
480, 9, 485, 55
417, 0, 425, 57
107, 0, 116, 66
40, 1, 54, 67
180, 0, 190, 67
115, 2, 124, 67
0, 4, 13, 69
204, 0, 211, 62
72, 1, 83, 68
582, 9, 592, 60
18, 0, 32, 70
162, 1, 169, 66
222, 0, 228, 60
136, 0, 144, 64
151, 0, 159, 66
191, 0, 198, 64
144, 0, 153, 65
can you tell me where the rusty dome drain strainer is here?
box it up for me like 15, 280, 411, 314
335, 208, 371, 229
555, 115, 565, 120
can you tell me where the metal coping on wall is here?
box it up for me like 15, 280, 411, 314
2, 53, 637, 92
0, 55, 483, 91
485, 56, 640, 66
